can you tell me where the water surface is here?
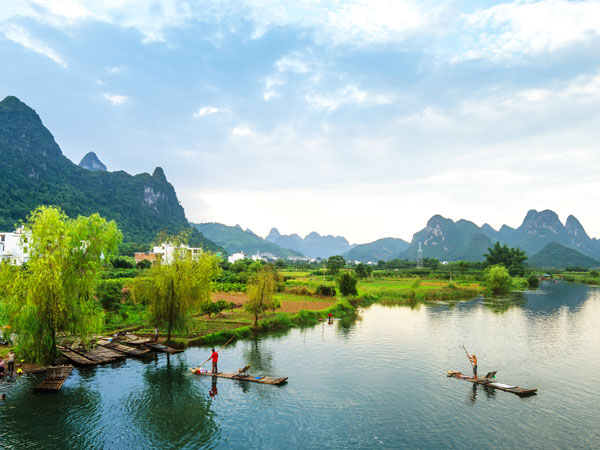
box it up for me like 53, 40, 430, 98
1, 281, 599, 449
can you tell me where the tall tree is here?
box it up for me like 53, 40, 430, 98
326, 255, 346, 275
245, 266, 276, 327
337, 271, 358, 296
134, 243, 219, 342
0, 206, 121, 364
484, 242, 527, 276
485, 265, 512, 295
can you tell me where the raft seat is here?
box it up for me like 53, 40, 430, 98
235, 365, 251, 377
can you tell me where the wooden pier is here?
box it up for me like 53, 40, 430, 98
192, 371, 288, 385
34, 365, 73, 392
59, 346, 97, 365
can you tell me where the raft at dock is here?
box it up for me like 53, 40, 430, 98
193, 371, 288, 385
145, 343, 184, 354
34, 365, 73, 392
96, 339, 151, 356
447, 371, 537, 396
59, 346, 97, 365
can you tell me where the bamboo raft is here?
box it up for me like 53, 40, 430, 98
59, 346, 97, 365
146, 343, 184, 354
34, 365, 73, 392
447, 371, 537, 396
120, 335, 153, 346
192, 371, 288, 385
96, 339, 151, 356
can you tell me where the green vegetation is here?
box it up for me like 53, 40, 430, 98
485, 265, 513, 295
133, 240, 219, 342
484, 242, 527, 276
245, 266, 279, 327
0, 206, 121, 364
326, 255, 346, 275
337, 272, 358, 296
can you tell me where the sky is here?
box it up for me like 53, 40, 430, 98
1, 0, 600, 244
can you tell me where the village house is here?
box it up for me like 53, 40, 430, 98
0, 227, 31, 265
134, 242, 203, 265
228, 252, 246, 263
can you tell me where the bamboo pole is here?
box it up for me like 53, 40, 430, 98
197, 335, 236, 369
462, 345, 474, 368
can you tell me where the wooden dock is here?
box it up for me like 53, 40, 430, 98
146, 343, 184, 354
96, 339, 150, 356
192, 371, 288, 385
34, 365, 73, 392
447, 371, 537, 396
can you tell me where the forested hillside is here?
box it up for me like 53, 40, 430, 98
0, 96, 214, 248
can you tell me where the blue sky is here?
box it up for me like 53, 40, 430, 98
1, 0, 600, 243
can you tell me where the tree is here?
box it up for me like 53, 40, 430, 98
337, 272, 358, 296
134, 242, 219, 342
270, 298, 282, 314
355, 263, 368, 279
484, 242, 527, 276
485, 265, 512, 295
244, 266, 276, 327
327, 255, 346, 275
0, 206, 121, 364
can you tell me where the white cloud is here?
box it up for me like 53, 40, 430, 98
306, 84, 394, 112
231, 125, 253, 136
103, 93, 129, 105
1, 23, 67, 67
192, 106, 223, 117
461, 0, 600, 61
105, 66, 121, 74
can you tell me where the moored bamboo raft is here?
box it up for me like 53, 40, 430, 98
34, 365, 74, 392
66, 345, 122, 364
447, 371, 537, 396
120, 334, 153, 346
192, 371, 288, 385
146, 343, 184, 354
96, 339, 151, 356
59, 346, 97, 365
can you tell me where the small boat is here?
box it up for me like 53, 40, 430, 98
190, 369, 288, 385
447, 370, 537, 397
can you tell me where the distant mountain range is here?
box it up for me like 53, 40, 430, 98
0, 95, 220, 251
343, 238, 410, 262
192, 223, 303, 259
401, 209, 600, 267
529, 242, 600, 269
266, 228, 354, 259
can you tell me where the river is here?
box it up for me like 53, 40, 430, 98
1, 281, 599, 449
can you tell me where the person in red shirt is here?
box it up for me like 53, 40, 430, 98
211, 348, 219, 374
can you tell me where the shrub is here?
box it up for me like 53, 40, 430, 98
315, 285, 336, 297
527, 273, 539, 289
485, 265, 512, 295
336, 272, 358, 297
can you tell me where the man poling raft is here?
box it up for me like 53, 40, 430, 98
463, 345, 477, 380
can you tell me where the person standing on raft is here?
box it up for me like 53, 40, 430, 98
467, 353, 478, 380
211, 348, 219, 374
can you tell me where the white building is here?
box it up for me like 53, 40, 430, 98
0, 227, 31, 265
228, 252, 246, 263
152, 242, 203, 265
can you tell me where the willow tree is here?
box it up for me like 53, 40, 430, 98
1, 206, 121, 364
134, 247, 219, 343
245, 266, 277, 327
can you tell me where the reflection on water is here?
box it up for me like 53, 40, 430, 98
1, 281, 600, 449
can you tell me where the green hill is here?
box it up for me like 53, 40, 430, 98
529, 242, 600, 269
0, 96, 219, 250
343, 237, 409, 262
192, 223, 304, 258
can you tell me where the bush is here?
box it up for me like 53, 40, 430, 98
336, 272, 358, 297
136, 259, 152, 270
97, 279, 124, 311
527, 273, 539, 289
589, 270, 599, 277
316, 285, 336, 297
112, 257, 135, 269
214, 300, 228, 315
200, 301, 219, 318
485, 265, 512, 295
